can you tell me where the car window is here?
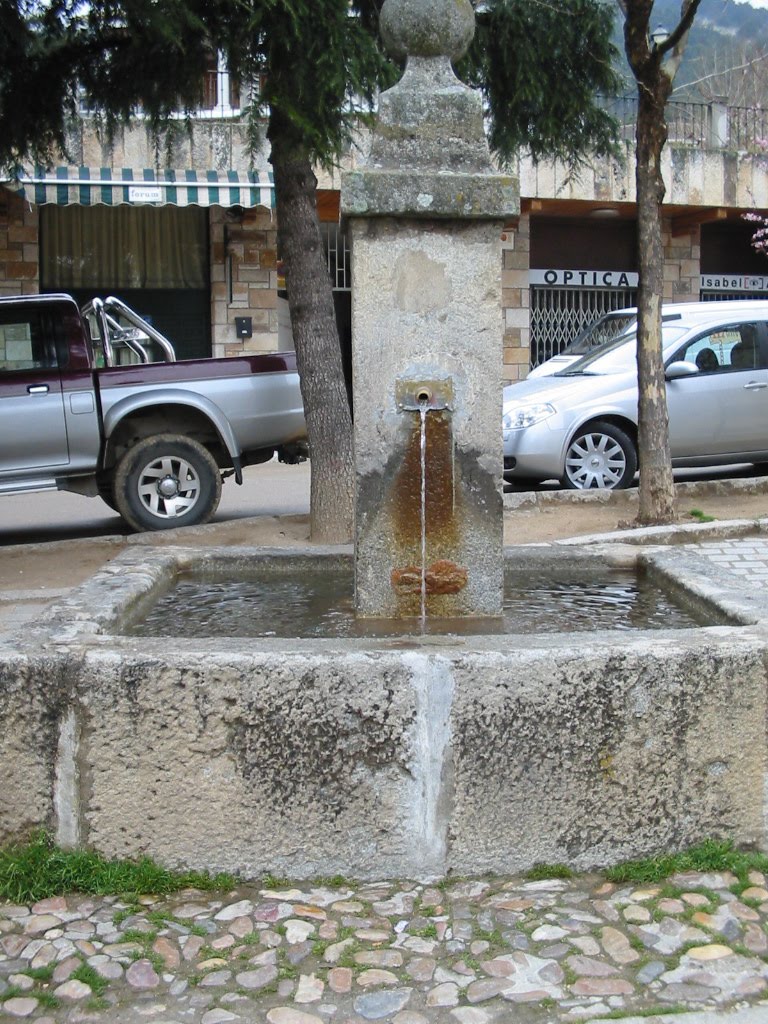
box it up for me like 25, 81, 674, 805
672, 323, 766, 374
561, 325, 688, 375
0, 308, 57, 372
565, 313, 637, 355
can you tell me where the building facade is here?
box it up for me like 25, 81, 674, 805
1, 93, 767, 377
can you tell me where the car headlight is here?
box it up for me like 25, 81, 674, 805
502, 402, 557, 430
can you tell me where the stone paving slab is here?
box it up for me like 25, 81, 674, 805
2, 870, 768, 1023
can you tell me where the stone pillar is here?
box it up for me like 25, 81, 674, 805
341, 0, 519, 619
663, 221, 700, 303
0, 189, 39, 296
502, 215, 531, 382
209, 207, 280, 359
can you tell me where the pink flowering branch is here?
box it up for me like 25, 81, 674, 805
744, 211, 768, 255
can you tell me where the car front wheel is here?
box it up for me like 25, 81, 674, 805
562, 421, 637, 490
114, 434, 222, 531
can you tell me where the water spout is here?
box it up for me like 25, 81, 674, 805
419, 398, 428, 628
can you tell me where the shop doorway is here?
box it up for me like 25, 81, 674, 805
530, 284, 637, 368
41, 205, 210, 360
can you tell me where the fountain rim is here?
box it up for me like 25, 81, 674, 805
16, 541, 765, 656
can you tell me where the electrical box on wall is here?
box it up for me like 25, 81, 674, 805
235, 317, 253, 339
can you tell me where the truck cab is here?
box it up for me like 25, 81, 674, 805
0, 293, 307, 529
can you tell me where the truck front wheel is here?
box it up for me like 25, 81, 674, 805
114, 434, 222, 531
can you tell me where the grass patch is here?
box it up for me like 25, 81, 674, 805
36, 991, 62, 1010
312, 874, 354, 889
121, 927, 158, 945
657, 884, 684, 900
524, 862, 573, 881
628, 932, 647, 954
592, 1007, 689, 1020
261, 873, 291, 889
409, 922, 438, 938
85, 996, 110, 1012
311, 938, 334, 958
70, 963, 108, 998
146, 909, 181, 928
336, 941, 362, 970
688, 508, 716, 523
605, 839, 768, 886
0, 831, 235, 903
473, 925, 506, 951
21, 966, 54, 982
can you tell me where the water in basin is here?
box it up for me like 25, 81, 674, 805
123, 564, 722, 639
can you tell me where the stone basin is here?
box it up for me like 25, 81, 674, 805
0, 541, 766, 881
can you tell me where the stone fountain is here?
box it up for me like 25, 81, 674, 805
0, 0, 765, 882
343, 0, 518, 620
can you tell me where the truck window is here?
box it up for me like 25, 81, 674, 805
0, 309, 57, 372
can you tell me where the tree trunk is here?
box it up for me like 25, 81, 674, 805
621, 0, 701, 524
268, 108, 355, 543
634, 81, 676, 524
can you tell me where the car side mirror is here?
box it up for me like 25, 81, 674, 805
665, 360, 700, 380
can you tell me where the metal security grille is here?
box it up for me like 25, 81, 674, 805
321, 223, 351, 291
700, 290, 768, 301
530, 286, 637, 368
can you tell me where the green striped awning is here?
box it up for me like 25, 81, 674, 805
8, 166, 275, 209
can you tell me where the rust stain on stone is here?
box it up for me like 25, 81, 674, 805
391, 560, 468, 596
388, 407, 465, 616
391, 411, 456, 545
426, 559, 468, 595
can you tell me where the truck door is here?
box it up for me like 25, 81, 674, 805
0, 304, 69, 473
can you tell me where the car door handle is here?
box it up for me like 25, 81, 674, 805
27, 384, 50, 394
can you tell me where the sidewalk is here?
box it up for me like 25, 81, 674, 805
3, 869, 768, 1023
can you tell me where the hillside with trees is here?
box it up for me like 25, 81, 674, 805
615, 0, 768, 104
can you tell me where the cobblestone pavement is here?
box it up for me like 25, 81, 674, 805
698, 539, 768, 585
2, 871, 768, 1023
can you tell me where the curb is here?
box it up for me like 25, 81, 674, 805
503, 475, 768, 510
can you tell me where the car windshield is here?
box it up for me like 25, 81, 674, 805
564, 312, 637, 355
557, 325, 689, 376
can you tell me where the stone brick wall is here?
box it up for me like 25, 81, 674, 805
663, 222, 700, 302
501, 213, 530, 383
0, 189, 39, 296
209, 207, 280, 358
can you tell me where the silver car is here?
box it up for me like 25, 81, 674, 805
528, 300, 768, 378
503, 306, 768, 489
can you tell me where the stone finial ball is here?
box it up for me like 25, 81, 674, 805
380, 0, 476, 62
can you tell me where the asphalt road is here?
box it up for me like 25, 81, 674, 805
505, 462, 768, 492
0, 458, 311, 546
2, 457, 767, 547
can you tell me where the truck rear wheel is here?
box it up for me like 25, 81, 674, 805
114, 434, 222, 532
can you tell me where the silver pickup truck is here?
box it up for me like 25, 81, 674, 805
0, 293, 307, 531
